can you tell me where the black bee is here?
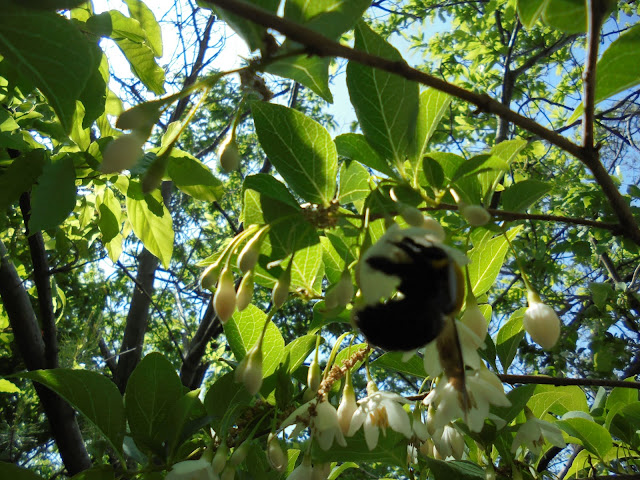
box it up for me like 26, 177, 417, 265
353, 236, 464, 351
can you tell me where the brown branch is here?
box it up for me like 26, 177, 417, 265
0, 240, 91, 474
582, 0, 608, 150
204, 0, 640, 246
18, 192, 58, 369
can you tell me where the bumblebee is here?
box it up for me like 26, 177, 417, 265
353, 236, 464, 351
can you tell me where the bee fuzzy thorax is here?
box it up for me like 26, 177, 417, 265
353, 225, 465, 351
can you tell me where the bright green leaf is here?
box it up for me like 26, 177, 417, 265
542, 0, 586, 33
123, 0, 162, 57
266, 56, 333, 103
334, 133, 396, 177
502, 179, 551, 212
516, 0, 550, 29
0, 378, 20, 393
346, 21, 419, 164
339, 160, 370, 205
557, 416, 612, 458
252, 102, 338, 206
167, 149, 223, 202
414, 88, 452, 167
495, 307, 525, 372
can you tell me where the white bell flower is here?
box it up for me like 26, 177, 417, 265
432, 424, 465, 459
511, 415, 566, 456
523, 293, 561, 349
347, 390, 413, 450
165, 459, 218, 480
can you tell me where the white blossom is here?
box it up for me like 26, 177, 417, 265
432, 424, 465, 459
523, 296, 561, 349
348, 390, 412, 450
314, 400, 347, 450
165, 459, 218, 480
511, 415, 566, 456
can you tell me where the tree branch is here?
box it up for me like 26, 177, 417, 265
0, 240, 91, 475
203, 0, 640, 246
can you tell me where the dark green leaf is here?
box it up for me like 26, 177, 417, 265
0, 462, 45, 480
203, 371, 252, 431
125, 353, 183, 456
0, 2, 94, 132
213, 0, 280, 51
266, 56, 333, 103
424, 458, 484, 480
502, 179, 551, 212
29, 155, 76, 232
516, 0, 548, 29
371, 352, 426, 378
284, 0, 370, 40
422, 155, 445, 189
21, 369, 125, 454
542, 0, 586, 33
69, 466, 115, 480
334, 133, 395, 177
0, 150, 45, 210
311, 428, 408, 466
495, 307, 525, 372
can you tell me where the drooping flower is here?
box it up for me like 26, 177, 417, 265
165, 459, 218, 480
313, 400, 347, 450
218, 134, 241, 172
272, 266, 291, 309
460, 303, 488, 346
236, 271, 254, 311
288, 455, 313, 480
511, 413, 566, 456
347, 389, 413, 450
337, 371, 358, 435
432, 424, 465, 460
523, 292, 561, 349
460, 204, 492, 226
214, 267, 236, 324
234, 345, 263, 395
267, 433, 287, 472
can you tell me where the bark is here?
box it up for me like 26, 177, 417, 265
0, 240, 91, 474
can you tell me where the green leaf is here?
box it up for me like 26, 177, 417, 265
414, 88, 452, 167
479, 138, 527, 202
213, 0, 280, 51
0, 2, 94, 132
166, 390, 203, 457
29, 155, 77, 232
542, 0, 586, 33
87, 11, 165, 94
589, 282, 614, 311
21, 369, 125, 454
266, 56, 333, 103
243, 173, 301, 211
0, 462, 44, 480
0, 149, 45, 210
609, 402, 640, 448
125, 352, 183, 456
203, 371, 252, 431
283, 335, 318, 375
126, 181, 174, 268
502, 179, 551, 212
495, 307, 525, 372
328, 462, 359, 480
252, 102, 338, 206
284, 0, 370, 40
557, 417, 612, 458
339, 160, 370, 205
334, 133, 396, 177
167, 149, 223, 202
516, 0, 550, 29
69, 466, 115, 480
492, 384, 536, 427
421, 155, 445, 189
371, 352, 426, 378
311, 428, 408, 466
568, 24, 640, 123
423, 459, 484, 480
225, 304, 285, 378
123, 0, 163, 57
529, 386, 589, 418
346, 21, 419, 164
468, 225, 523, 297
97, 187, 121, 243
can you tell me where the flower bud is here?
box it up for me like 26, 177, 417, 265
214, 267, 236, 324
200, 261, 221, 290
422, 216, 446, 241
229, 441, 250, 466
337, 373, 357, 435
399, 205, 425, 227
335, 269, 354, 307
324, 285, 339, 310
311, 463, 331, 480
238, 233, 262, 273
116, 103, 160, 131
221, 465, 235, 480
461, 304, 488, 345
211, 444, 228, 474
307, 359, 321, 392
218, 135, 241, 172
236, 271, 254, 311
272, 267, 291, 309
460, 204, 491, 226
99, 133, 145, 173
267, 433, 287, 472
523, 293, 561, 349
235, 345, 263, 395
165, 459, 216, 480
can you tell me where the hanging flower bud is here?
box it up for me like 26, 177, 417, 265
235, 345, 263, 395
272, 266, 291, 309
229, 441, 250, 466
214, 267, 236, 324
218, 134, 241, 172
211, 443, 228, 474
523, 291, 561, 349
267, 433, 287, 472
461, 303, 488, 345
236, 271, 254, 311
311, 463, 332, 480
237, 232, 262, 273
335, 269, 354, 307
422, 216, 446, 241
99, 133, 145, 174
460, 204, 491, 227
307, 358, 321, 392
200, 261, 222, 290
165, 459, 216, 480
324, 285, 339, 310
399, 204, 425, 227
337, 371, 357, 435
221, 465, 235, 480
